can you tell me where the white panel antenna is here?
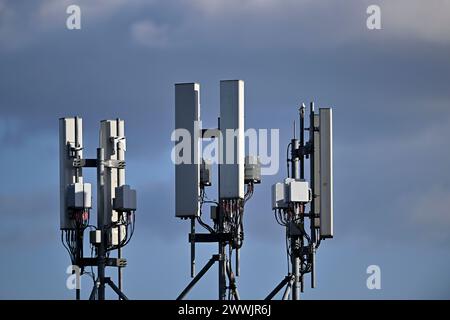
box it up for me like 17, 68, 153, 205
99, 119, 127, 245
219, 80, 245, 199
175, 83, 201, 218
59, 117, 85, 230
319, 108, 333, 238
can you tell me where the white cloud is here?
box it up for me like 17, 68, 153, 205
37, 0, 149, 23
382, 0, 450, 44
0, 0, 151, 51
1, 1, 450, 52
130, 20, 169, 48
183, 0, 450, 48
190, 0, 313, 15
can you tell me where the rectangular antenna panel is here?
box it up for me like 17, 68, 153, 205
175, 83, 201, 217
59, 117, 83, 230
313, 114, 321, 228
100, 119, 127, 245
319, 108, 333, 238
219, 80, 245, 199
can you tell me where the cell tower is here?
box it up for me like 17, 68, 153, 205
266, 103, 333, 300
174, 80, 261, 300
59, 117, 137, 300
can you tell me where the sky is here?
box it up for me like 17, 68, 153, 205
0, 0, 450, 299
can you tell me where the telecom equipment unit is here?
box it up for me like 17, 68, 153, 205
265, 103, 333, 300
174, 80, 261, 300
59, 117, 137, 300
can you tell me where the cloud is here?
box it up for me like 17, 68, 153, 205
1, 0, 450, 298
0, 0, 151, 51
383, 0, 450, 44
333, 100, 450, 246
408, 187, 450, 241
2, 1, 450, 53
130, 19, 169, 48
37, 0, 146, 22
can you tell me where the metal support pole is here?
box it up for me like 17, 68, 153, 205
291, 234, 300, 299
291, 137, 301, 300
105, 278, 129, 300
97, 148, 106, 300
76, 286, 80, 300
299, 105, 305, 180
217, 117, 227, 301
236, 246, 240, 277
177, 255, 219, 300
265, 275, 292, 300
74, 117, 82, 301
226, 259, 240, 300
191, 217, 196, 278
89, 283, 98, 300
218, 219, 227, 300
291, 139, 299, 179
75, 228, 82, 300
282, 277, 295, 300
117, 220, 122, 299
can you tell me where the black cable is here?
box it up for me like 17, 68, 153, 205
285, 227, 291, 274
197, 215, 215, 233
118, 211, 136, 248
61, 231, 74, 263
198, 187, 216, 233
286, 142, 292, 178
89, 245, 96, 286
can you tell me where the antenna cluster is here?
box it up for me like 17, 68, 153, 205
58, 82, 333, 301
174, 80, 261, 300
59, 117, 137, 300
266, 103, 333, 300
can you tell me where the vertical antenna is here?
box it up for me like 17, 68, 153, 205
116, 118, 122, 298
309, 101, 316, 289
293, 121, 296, 140
299, 104, 305, 180
191, 217, 195, 277
97, 147, 106, 301
268, 101, 334, 301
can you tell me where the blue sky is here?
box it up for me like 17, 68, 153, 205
0, 0, 450, 299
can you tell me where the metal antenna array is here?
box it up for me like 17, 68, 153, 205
174, 81, 261, 300
266, 102, 333, 300
59, 117, 137, 300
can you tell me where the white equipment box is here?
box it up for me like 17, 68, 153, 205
67, 182, 92, 210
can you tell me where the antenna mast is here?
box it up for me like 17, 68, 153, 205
174, 80, 261, 300
266, 102, 333, 300
59, 117, 137, 300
